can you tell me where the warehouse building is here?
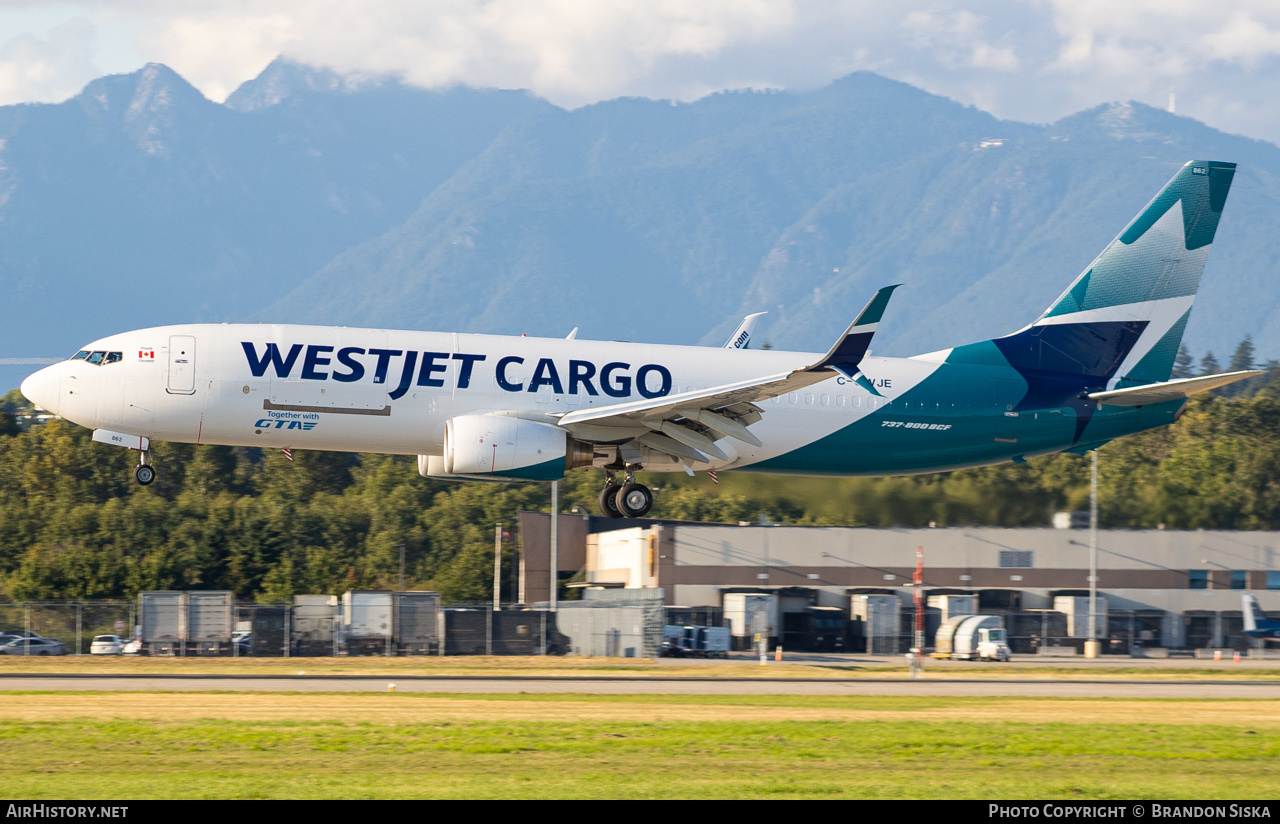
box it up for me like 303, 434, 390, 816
518, 512, 1280, 653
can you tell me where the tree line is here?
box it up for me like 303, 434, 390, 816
2, 337, 1279, 603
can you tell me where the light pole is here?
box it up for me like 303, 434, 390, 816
550, 480, 559, 612
494, 523, 503, 611
1085, 449, 1100, 658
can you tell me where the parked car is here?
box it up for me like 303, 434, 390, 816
121, 638, 143, 655
89, 635, 125, 655
0, 630, 43, 639
0, 637, 67, 655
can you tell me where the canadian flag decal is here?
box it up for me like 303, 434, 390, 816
138, 348, 155, 360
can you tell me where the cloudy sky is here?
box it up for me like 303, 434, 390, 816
3, 1, 1280, 142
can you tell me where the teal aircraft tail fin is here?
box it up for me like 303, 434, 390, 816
941, 161, 1239, 445
1023, 160, 1236, 387
971, 161, 1236, 395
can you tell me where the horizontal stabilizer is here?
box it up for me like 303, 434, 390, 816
1088, 370, 1264, 407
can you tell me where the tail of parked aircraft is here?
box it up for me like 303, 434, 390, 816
990, 161, 1236, 391
1243, 592, 1280, 635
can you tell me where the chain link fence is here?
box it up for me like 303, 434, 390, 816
0, 599, 651, 657
555, 600, 664, 658
0, 602, 132, 655
1, 599, 1269, 658
861, 608, 1259, 656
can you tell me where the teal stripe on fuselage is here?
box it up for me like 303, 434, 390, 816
747, 362, 1184, 477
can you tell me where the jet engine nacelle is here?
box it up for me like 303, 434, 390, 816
440, 414, 593, 481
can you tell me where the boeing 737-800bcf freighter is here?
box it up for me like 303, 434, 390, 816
20, 161, 1263, 518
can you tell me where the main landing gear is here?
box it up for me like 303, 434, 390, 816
134, 452, 155, 486
598, 470, 653, 518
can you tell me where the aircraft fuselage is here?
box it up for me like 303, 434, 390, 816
24, 322, 1181, 478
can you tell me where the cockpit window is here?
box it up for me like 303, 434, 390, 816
81, 351, 122, 365
71, 351, 89, 361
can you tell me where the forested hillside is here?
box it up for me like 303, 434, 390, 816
5, 376, 1280, 603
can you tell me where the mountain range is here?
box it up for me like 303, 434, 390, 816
2, 59, 1278, 393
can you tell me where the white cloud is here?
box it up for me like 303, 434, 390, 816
901, 9, 1019, 72
8, 1, 1280, 141
0, 16, 98, 106
110, 0, 795, 106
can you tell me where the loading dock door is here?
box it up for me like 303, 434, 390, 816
167, 335, 196, 394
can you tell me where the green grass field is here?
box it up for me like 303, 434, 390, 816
2, 692, 1278, 799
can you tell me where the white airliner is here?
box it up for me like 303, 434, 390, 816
20, 161, 1259, 517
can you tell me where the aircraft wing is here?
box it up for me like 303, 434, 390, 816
1087, 370, 1264, 407
556, 285, 898, 459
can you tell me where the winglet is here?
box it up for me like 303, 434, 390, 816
809, 284, 900, 378
723, 312, 767, 349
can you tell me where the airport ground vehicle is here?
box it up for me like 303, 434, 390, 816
89, 635, 125, 655
934, 615, 1011, 661
660, 625, 730, 657
0, 637, 67, 655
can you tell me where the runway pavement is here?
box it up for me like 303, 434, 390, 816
2, 674, 1279, 697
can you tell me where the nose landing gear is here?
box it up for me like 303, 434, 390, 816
597, 469, 652, 518
134, 452, 155, 486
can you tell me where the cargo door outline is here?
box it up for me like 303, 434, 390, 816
167, 335, 196, 394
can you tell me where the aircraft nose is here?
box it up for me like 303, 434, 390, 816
20, 365, 60, 416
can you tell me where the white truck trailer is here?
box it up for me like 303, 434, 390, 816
341, 590, 392, 655
933, 615, 1011, 661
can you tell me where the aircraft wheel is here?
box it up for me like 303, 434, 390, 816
598, 484, 623, 517
615, 483, 653, 518
134, 465, 156, 486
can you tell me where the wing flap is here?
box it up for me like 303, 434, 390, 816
557, 370, 796, 428
558, 284, 899, 431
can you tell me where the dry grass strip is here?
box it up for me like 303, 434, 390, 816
0, 692, 1275, 727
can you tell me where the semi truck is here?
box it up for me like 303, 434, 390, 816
933, 615, 1011, 661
